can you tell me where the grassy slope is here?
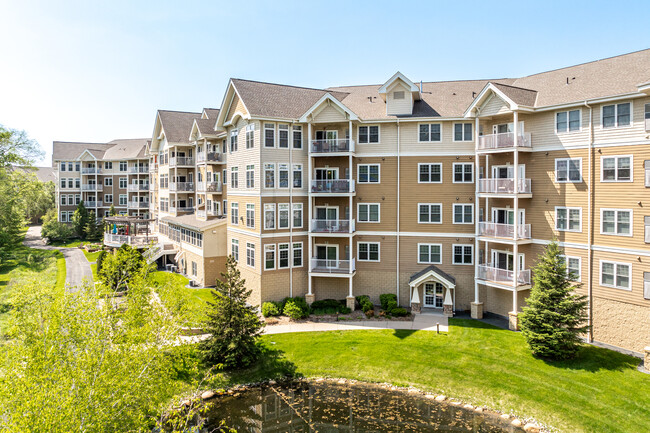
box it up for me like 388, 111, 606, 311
149, 271, 213, 326
229, 320, 649, 433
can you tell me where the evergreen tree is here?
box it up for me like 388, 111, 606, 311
109, 204, 117, 216
200, 255, 264, 368
520, 241, 589, 360
84, 211, 103, 241
71, 201, 89, 238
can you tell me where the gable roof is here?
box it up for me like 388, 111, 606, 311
409, 265, 457, 288
202, 108, 220, 119
491, 83, 538, 106
158, 110, 201, 143
103, 138, 149, 160
52, 141, 113, 161
377, 71, 421, 100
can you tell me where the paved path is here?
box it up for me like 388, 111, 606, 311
23, 226, 94, 290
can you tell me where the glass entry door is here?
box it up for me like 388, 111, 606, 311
423, 282, 444, 308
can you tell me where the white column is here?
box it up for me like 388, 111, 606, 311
348, 276, 353, 298
513, 111, 519, 310
474, 116, 480, 303
307, 122, 313, 296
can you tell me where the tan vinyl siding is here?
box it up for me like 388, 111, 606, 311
386, 81, 413, 116
225, 92, 249, 122
480, 93, 511, 117
312, 105, 347, 123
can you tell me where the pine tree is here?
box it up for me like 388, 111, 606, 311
200, 255, 264, 368
520, 241, 590, 360
71, 201, 89, 238
109, 204, 117, 216
84, 212, 103, 241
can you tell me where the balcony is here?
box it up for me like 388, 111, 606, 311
127, 184, 149, 192
310, 258, 356, 275
197, 152, 223, 163
477, 264, 531, 287
127, 201, 150, 209
169, 206, 194, 214
82, 184, 101, 191
169, 157, 194, 167
196, 209, 220, 219
149, 163, 158, 172
104, 233, 157, 248
478, 178, 532, 195
85, 201, 103, 208
129, 166, 149, 174
169, 182, 194, 192
311, 219, 355, 234
196, 181, 223, 193
477, 132, 532, 152
478, 222, 531, 240
310, 139, 355, 155
82, 167, 101, 174
310, 179, 355, 194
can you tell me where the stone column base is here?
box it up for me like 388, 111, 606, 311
470, 302, 484, 319
346, 296, 355, 311
508, 311, 519, 331
644, 347, 650, 372
411, 302, 421, 314
443, 304, 453, 317
305, 294, 315, 305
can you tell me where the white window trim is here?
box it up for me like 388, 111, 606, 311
231, 238, 239, 261
246, 242, 255, 269
600, 208, 633, 237
560, 254, 582, 282
452, 203, 474, 224
555, 206, 582, 233
600, 101, 633, 130
357, 241, 380, 262
357, 163, 381, 184
264, 123, 275, 148
417, 243, 442, 264
418, 203, 443, 224
555, 158, 583, 183
452, 244, 474, 265
357, 203, 380, 223
277, 243, 290, 269
418, 163, 442, 184
263, 163, 275, 190
357, 125, 380, 144
264, 244, 276, 270
600, 155, 633, 183
452, 122, 473, 142
292, 242, 303, 268
555, 108, 582, 134
292, 203, 303, 229
264, 203, 276, 230
452, 163, 474, 184
417, 123, 443, 143
599, 260, 632, 291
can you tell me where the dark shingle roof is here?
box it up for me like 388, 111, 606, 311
52, 141, 113, 161
409, 265, 456, 285
202, 108, 220, 119
491, 83, 538, 106
158, 110, 201, 143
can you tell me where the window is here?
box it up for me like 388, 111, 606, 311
601, 209, 632, 236
418, 203, 442, 223
264, 123, 275, 147
453, 163, 473, 183
119, 177, 127, 189
230, 129, 238, 152
245, 124, 254, 149
358, 203, 380, 222
119, 194, 127, 206
292, 203, 303, 228
104, 178, 112, 186
358, 242, 380, 261
453, 244, 473, 265
293, 242, 302, 267
60, 162, 66, 172
453, 204, 473, 224
223, 169, 227, 185
104, 161, 112, 170
358, 164, 380, 183
645, 161, 650, 187
278, 164, 289, 188
418, 244, 441, 264
418, 123, 442, 142
75, 194, 81, 205
292, 164, 302, 188
230, 167, 238, 188
602, 103, 631, 128
278, 204, 289, 229
264, 204, 275, 229
278, 244, 290, 268
231, 202, 238, 225
60, 177, 66, 188
60, 211, 68, 222
119, 161, 127, 172
264, 244, 275, 270
74, 178, 80, 188
278, 124, 289, 148
264, 163, 275, 188
223, 200, 227, 215
75, 162, 80, 172
560, 255, 581, 282
246, 242, 255, 267
600, 261, 630, 290
191, 261, 197, 277
105, 194, 113, 203
602, 156, 632, 182
556, 109, 581, 133
556, 158, 582, 182
293, 125, 302, 149
358, 125, 379, 144
60, 195, 67, 206
246, 165, 255, 188
68, 162, 73, 172
453, 123, 473, 141
246, 203, 255, 228
556, 207, 581, 232
419, 163, 441, 183
231, 239, 239, 261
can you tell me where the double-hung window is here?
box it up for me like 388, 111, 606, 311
601, 209, 632, 236
358, 242, 380, 261
246, 242, 255, 267
556, 207, 581, 232
292, 203, 303, 228
602, 156, 632, 182
278, 164, 289, 188
264, 204, 275, 230
105, 194, 113, 203
61, 195, 67, 205
245, 124, 254, 149
419, 123, 441, 142
230, 129, 238, 152
119, 161, 127, 172
278, 204, 290, 229
292, 125, 302, 149
418, 203, 442, 223
293, 164, 302, 188
264, 123, 275, 147
230, 167, 238, 188
419, 163, 442, 183
104, 161, 112, 170
246, 165, 255, 188
119, 194, 127, 206
358, 125, 379, 144
556, 109, 581, 133
230, 202, 238, 225
556, 158, 582, 182
293, 242, 303, 267
104, 178, 113, 186
246, 204, 255, 228
119, 177, 127, 189
453, 123, 473, 141
264, 163, 275, 189
453, 204, 473, 224
418, 244, 441, 264
60, 162, 66, 172
278, 124, 289, 148
453, 245, 473, 265
560, 255, 581, 282
600, 261, 630, 290
453, 163, 473, 183
358, 164, 380, 183
278, 243, 290, 269
358, 203, 380, 222
602, 103, 631, 128
264, 244, 276, 270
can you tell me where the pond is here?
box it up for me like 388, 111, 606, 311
199, 381, 527, 432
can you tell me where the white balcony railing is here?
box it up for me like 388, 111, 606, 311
310, 179, 355, 194
310, 258, 356, 274
149, 163, 158, 172
477, 264, 531, 286
197, 152, 223, 163
169, 157, 194, 166
478, 178, 531, 194
85, 201, 103, 208
310, 139, 355, 154
104, 233, 156, 247
196, 181, 223, 193
82, 184, 101, 191
127, 184, 149, 192
82, 167, 101, 174
127, 201, 149, 209
169, 182, 194, 192
478, 222, 531, 239
128, 166, 149, 173
311, 219, 355, 233
477, 132, 532, 151
169, 206, 194, 214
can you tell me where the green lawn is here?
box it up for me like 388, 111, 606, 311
83, 250, 101, 263
149, 271, 213, 326
227, 320, 649, 433
49, 239, 85, 248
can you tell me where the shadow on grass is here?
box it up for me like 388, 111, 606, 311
449, 317, 508, 331
226, 343, 299, 385
541, 344, 641, 373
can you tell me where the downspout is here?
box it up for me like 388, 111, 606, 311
289, 121, 294, 297
396, 119, 400, 304
584, 100, 594, 343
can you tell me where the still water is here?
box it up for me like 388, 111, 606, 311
201, 381, 526, 432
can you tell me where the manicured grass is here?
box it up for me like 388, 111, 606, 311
83, 250, 101, 263
49, 239, 85, 248
229, 320, 650, 433
149, 271, 213, 326
55, 251, 66, 289
90, 263, 98, 280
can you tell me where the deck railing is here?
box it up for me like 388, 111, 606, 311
477, 264, 531, 286
477, 132, 532, 151
310, 139, 355, 154
310, 219, 355, 233
478, 222, 531, 239
478, 178, 531, 194
310, 179, 355, 194
310, 258, 356, 274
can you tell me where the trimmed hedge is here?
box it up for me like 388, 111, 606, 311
262, 302, 280, 317
379, 293, 397, 311
391, 307, 408, 317
282, 296, 309, 319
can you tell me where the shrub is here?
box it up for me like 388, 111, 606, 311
365, 309, 374, 318
310, 299, 342, 310
284, 302, 306, 320
96, 250, 106, 274
262, 302, 280, 317
379, 293, 397, 311
339, 306, 351, 314
41, 209, 74, 242
361, 300, 373, 313
355, 294, 370, 306
386, 299, 398, 313
391, 307, 408, 317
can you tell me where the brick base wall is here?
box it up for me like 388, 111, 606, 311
592, 296, 650, 353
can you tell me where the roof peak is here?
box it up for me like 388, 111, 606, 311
232, 77, 345, 94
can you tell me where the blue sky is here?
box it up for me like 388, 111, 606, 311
1, 0, 648, 165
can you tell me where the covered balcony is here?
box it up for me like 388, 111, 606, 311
310, 139, 355, 155
477, 264, 531, 288
127, 183, 149, 192
477, 132, 532, 152
82, 167, 101, 174
478, 222, 531, 241
82, 184, 101, 191
128, 166, 149, 174
310, 258, 356, 275
310, 219, 355, 234
196, 181, 222, 193
169, 156, 195, 167
104, 216, 155, 248
310, 179, 355, 194
85, 200, 103, 208
169, 182, 194, 192
127, 201, 150, 209
169, 205, 194, 214
197, 152, 223, 163
478, 178, 531, 195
